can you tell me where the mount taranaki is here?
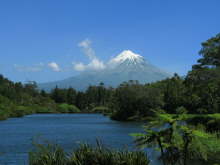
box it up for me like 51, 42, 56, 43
39, 50, 171, 91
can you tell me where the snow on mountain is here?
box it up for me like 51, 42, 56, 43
109, 50, 145, 65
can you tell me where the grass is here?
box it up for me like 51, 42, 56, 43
29, 141, 150, 165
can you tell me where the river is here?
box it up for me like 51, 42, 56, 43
0, 114, 160, 165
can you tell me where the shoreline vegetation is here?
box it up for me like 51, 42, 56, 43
0, 33, 220, 164
29, 141, 150, 165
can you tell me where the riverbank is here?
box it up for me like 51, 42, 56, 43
0, 103, 81, 121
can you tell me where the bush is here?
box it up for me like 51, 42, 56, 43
57, 104, 80, 113
10, 106, 34, 117
0, 105, 10, 120
175, 106, 188, 114
68, 105, 80, 113
0, 95, 12, 120
197, 108, 208, 114
186, 114, 220, 132
29, 142, 150, 165
91, 106, 110, 113
33, 105, 55, 113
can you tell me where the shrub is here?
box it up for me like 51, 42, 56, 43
186, 114, 220, 132
57, 104, 80, 113
197, 108, 208, 114
91, 106, 110, 113
10, 106, 28, 117
175, 106, 188, 114
0, 95, 12, 120
33, 105, 55, 113
68, 105, 80, 113
0, 105, 10, 120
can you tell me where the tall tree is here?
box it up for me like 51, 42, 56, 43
193, 33, 220, 69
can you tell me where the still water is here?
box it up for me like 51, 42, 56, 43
0, 114, 160, 165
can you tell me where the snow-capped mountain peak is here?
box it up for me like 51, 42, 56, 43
109, 50, 145, 66
39, 49, 171, 91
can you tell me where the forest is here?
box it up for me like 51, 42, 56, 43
0, 33, 220, 164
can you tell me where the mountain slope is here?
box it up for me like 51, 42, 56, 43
39, 50, 171, 90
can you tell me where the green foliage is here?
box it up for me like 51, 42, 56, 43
50, 86, 68, 104
184, 33, 220, 114
0, 105, 10, 120
57, 104, 80, 113
49, 83, 112, 112
34, 105, 55, 113
163, 74, 185, 113
10, 106, 30, 117
193, 33, 220, 68
186, 114, 220, 133
29, 143, 67, 165
91, 106, 110, 113
0, 95, 12, 120
175, 106, 188, 114
132, 113, 220, 165
111, 81, 164, 121
0, 74, 57, 120
29, 142, 150, 165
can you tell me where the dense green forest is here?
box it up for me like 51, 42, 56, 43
0, 77, 55, 120
0, 33, 220, 164
0, 77, 80, 120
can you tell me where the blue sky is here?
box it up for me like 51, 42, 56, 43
0, 0, 220, 83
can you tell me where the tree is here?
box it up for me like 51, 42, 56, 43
111, 82, 143, 120
184, 33, 220, 114
132, 128, 167, 165
50, 86, 67, 103
40, 90, 47, 97
193, 33, 220, 69
132, 114, 220, 165
66, 87, 77, 105
163, 74, 185, 113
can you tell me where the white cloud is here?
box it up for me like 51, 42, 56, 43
78, 39, 95, 59
14, 62, 62, 72
14, 63, 44, 72
87, 59, 105, 70
73, 59, 105, 71
48, 62, 61, 72
73, 62, 86, 71
73, 39, 106, 71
